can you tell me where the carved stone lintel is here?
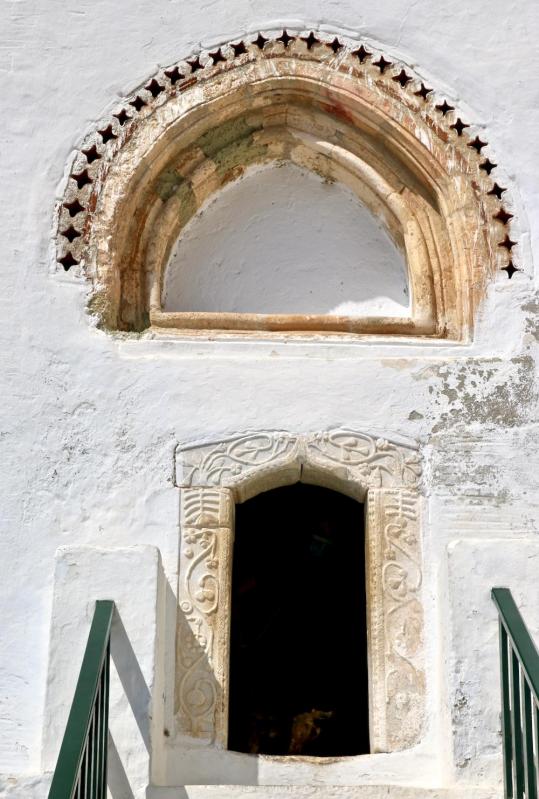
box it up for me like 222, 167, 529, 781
177, 429, 421, 490
177, 432, 300, 489
307, 429, 422, 489
175, 429, 424, 753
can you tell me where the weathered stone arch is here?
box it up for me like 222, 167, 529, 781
175, 429, 424, 754
56, 32, 515, 340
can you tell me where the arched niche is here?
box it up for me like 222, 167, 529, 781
162, 162, 410, 318
57, 32, 512, 340
175, 429, 424, 755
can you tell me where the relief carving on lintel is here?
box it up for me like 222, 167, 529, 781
175, 429, 424, 752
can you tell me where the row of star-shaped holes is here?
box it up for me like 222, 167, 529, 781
58, 31, 519, 277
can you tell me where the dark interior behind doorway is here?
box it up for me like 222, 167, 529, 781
228, 482, 369, 757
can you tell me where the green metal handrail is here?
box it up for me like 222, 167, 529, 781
48, 600, 114, 799
492, 587, 539, 799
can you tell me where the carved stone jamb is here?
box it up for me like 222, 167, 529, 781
175, 429, 424, 753
176, 487, 234, 744
366, 488, 424, 751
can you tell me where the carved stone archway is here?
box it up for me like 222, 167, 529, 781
174, 429, 424, 754
56, 31, 518, 340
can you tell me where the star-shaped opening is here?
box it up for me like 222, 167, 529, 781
146, 78, 164, 98
450, 118, 469, 136
327, 37, 343, 54
501, 261, 519, 279
231, 41, 247, 57
392, 69, 412, 87
352, 45, 372, 63
254, 33, 268, 49
479, 158, 497, 175
63, 199, 85, 217
187, 56, 203, 73
58, 252, 79, 271
373, 56, 392, 73
113, 109, 131, 126
414, 83, 432, 100
493, 208, 513, 225
60, 225, 81, 243
498, 234, 517, 251
468, 136, 487, 153
129, 96, 147, 112
277, 30, 295, 47
98, 124, 117, 144
301, 32, 319, 50
71, 169, 92, 190
435, 100, 454, 116
210, 48, 226, 64
82, 145, 101, 164
488, 183, 507, 199
164, 66, 184, 84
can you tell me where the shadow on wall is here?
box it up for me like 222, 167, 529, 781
108, 609, 151, 799
108, 578, 260, 794
111, 611, 152, 752
107, 573, 177, 799
162, 163, 410, 318
108, 732, 135, 799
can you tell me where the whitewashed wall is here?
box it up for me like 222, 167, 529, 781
0, 1, 538, 798
163, 163, 409, 317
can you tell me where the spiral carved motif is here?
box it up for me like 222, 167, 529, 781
176, 430, 424, 751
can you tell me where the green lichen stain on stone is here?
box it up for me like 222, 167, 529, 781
87, 289, 110, 328
174, 180, 197, 229
196, 116, 262, 158
213, 137, 269, 180
196, 115, 268, 179
155, 169, 187, 202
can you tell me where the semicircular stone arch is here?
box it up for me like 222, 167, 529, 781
56, 31, 518, 340
175, 429, 424, 754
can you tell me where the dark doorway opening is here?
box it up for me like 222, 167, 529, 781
228, 482, 369, 757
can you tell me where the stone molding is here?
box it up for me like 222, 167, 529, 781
175, 429, 424, 753
55, 32, 517, 340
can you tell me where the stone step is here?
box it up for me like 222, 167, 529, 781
148, 785, 499, 799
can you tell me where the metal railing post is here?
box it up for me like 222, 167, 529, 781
48, 601, 114, 799
492, 588, 539, 799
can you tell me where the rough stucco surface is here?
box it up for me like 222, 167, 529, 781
0, 1, 538, 797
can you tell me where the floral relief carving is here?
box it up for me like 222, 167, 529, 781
368, 488, 424, 750
177, 488, 233, 743
307, 430, 422, 488
177, 429, 421, 489
178, 432, 299, 487
177, 527, 220, 739
181, 487, 231, 528
175, 430, 424, 753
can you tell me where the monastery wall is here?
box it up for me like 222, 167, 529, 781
0, 1, 538, 797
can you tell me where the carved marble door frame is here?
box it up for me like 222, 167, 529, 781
175, 429, 425, 754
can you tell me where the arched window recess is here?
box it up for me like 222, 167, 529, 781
56, 32, 516, 340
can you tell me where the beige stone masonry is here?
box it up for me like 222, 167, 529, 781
56, 32, 513, 341
175, 429, 424, 754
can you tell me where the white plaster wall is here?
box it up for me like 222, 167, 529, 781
0, 0, 538, 797
43, 546, 168, 795
163, 164, 409, 317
